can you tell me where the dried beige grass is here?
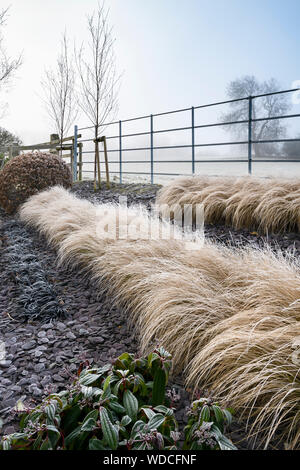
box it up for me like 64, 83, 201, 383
156, 175, 300, 233
187, 319, 300, 449
18, 186, 98, 246
19, 186, 300, 448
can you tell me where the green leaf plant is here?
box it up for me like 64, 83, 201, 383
0, 348, 236, 450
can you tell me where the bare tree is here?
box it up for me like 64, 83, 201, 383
0, 7, 22, 117
221, 76, 290, 157
41, 32, 78, 153
76, 1, 119, 189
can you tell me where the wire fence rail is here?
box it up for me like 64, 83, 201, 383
73, 87, 300, 184
0, 133, 83, 179
1, 89, 299, 184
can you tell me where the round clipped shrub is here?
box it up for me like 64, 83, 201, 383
0, 151, 72, 214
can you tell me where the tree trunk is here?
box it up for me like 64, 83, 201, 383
94, 125, 101, 190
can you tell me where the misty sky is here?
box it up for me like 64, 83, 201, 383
1, 0, 300, 144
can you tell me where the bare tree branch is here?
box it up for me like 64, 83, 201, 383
0, 6, 22, 118
75, 1, 120, 187
41, 32, 78, 150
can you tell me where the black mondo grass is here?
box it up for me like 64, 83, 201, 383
0, 217, 66, 323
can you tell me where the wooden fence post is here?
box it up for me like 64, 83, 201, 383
93, 138, 101, 190
50, 134, 59, 154
12, 142, 19, 157
101, 136, 110, 189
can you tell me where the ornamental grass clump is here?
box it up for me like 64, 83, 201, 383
187, 321, 300, 449
0, 151, 72, 214
0, 349, 235, 451
156, 175, 300, 233
19, 186, 300, 448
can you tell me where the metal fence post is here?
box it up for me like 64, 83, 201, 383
12, 142, 19, 157
73, 125, 78, 182
191, 106, 195, 174
248, 97, 253, 175
150, 114, 154, 184
119, 120, 122, 184
79, 143, 83, 181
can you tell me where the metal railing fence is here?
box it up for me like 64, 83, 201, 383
74, 88, 300, 184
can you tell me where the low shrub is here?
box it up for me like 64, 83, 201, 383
184, 398, 236, 450
0, 348, 235, 450
0, 151, 72, 214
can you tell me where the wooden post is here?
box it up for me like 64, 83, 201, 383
96, 140, 101, 189
100, 136, 110, 189
94, 139, 101, 190
93, 146, 97, 191
50, 134, 59, 154
12, 142, 19, 157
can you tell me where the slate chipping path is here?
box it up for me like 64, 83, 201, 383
1, 180, 300, 449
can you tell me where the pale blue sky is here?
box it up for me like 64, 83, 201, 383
2, 0, 300, 143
